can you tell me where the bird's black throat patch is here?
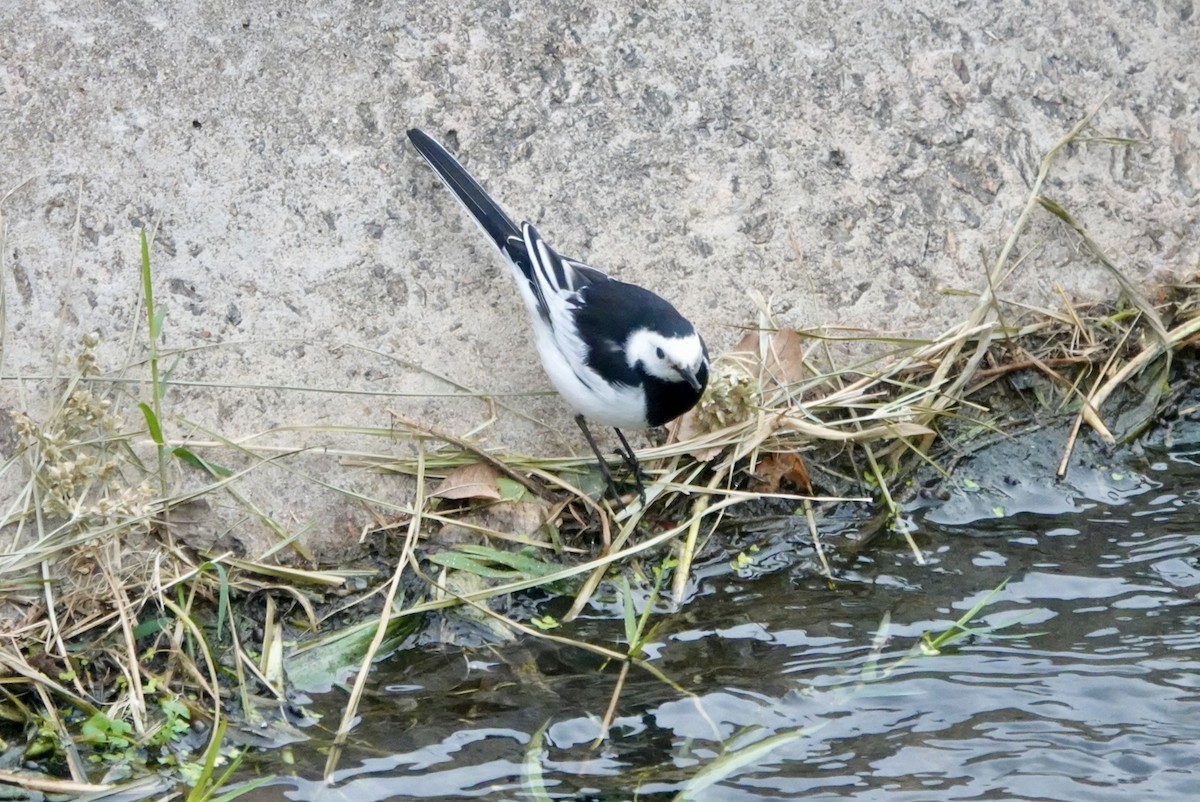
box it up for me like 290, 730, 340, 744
641, 360, 708, 426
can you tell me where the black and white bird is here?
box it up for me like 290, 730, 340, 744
407, 128, 709, 501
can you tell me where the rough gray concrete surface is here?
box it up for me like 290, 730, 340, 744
2, 1, 1197, 557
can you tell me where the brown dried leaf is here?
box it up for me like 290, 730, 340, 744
753, 452, 812, 494
430, 463, 503, 501
731, 328, 806, 389
666, 409, 725, 461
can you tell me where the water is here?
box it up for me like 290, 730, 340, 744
234, 443, 1200, 801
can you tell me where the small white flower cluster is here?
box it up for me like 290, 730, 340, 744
692, 363, 760, 432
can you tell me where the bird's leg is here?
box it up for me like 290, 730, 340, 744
575, 415, 622, 501
612, 428, 647, 504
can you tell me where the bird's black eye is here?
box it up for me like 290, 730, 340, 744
656, 347, 665, 359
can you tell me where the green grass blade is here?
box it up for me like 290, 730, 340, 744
173, 447, 234, 477
138, 402, 164, 445
618, 577, 637, 648
673, 727, 819, 801
519, 721, 553, 802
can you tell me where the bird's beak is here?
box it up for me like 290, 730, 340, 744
681, 367, 702, 393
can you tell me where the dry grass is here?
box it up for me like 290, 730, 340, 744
0, 101, 1195, 794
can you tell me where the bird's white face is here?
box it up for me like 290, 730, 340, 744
625, 329, 707, 390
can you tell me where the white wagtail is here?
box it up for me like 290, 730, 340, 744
407, 128, 709, 500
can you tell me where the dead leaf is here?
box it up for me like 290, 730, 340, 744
731, 328, 806, 389
430, 463, 502, 501
666, 409, 725, 461
753, 452, 812, 494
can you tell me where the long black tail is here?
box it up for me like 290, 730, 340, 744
407, 129, 521, 252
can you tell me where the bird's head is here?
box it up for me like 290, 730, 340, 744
626, 329, 709, 394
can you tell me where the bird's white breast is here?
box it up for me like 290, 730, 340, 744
531, 323, 650, 429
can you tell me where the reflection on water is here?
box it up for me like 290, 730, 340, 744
237, 451, 1200, 801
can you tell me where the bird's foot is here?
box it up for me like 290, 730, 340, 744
608, 450, 648, 504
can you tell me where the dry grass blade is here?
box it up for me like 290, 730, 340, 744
1037, 196, 1170, 347
410, 557, 627, 662
1091, 314, 1200, 409
596, 660, 632, 742
324, 448, 426, 782
388, 409, 549, 499
219, 556, 350, 587
160, 596, 223, 715
99, 545, 148, 735
917, 98, 1109, 450
670, 472, 723, 603
0, 770, 113, 795
1060, 312, 1200, 475
0, 648, 99, 716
